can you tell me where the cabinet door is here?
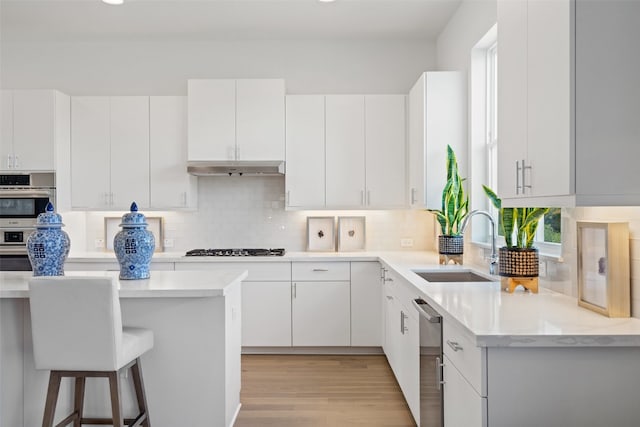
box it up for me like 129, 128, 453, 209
187, 79, 236, 161
110, 97, 150, 209
242, 281, 292, 347
292, 281, 350, 346
325, 95, 365, 207
383, 283, 400, 377
365, 95, 406, 208
12, 90, 55, 171
71, 97, 110, 209
285, 95, 325, 208
527, 0, 572, 198
408, 75, 426, 208
399, 309, 420, 424
350, 262, 382, 346
0, 90, 12, 170
443, 354, 487, 427
236, 79, 285, 161
497, 0, 528, 199
150, 96, 197, 209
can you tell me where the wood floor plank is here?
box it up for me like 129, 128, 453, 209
235, 355, 417, 427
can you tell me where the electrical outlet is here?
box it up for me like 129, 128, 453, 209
163, 238, 174, 248
94, 239, 104, 249
539, 260, 547, 277
400, 238, 414, 248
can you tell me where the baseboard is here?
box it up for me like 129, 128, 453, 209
241, 346, 384, 355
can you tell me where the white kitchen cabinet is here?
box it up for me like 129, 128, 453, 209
292, 281, 351, 347
408, 72, 465, 209
443, 354, 486, 427
497, 0, 571, 203
365, 95, 406, 208
285, 95, 325, 208
149, 96, 197, 209
325, 95, 366, 207
350, 262, 382, 347
242, 281, 292, 347
70, 96, 149, 210
292, 261, 351, 346
187, 79, 285, 162
0, 90, 69, 172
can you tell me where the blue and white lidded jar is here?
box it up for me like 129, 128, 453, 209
26, 202, 71, 277
114, 202, 155, 280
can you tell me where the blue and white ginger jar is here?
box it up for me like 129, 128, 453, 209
27, 202, 71, 276
114, 202, 155, 280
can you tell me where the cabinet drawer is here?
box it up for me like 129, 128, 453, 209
292, 262, 350, 281
443, 321, 486, 396
176, 261, 291, 281
385, 270, 419, 317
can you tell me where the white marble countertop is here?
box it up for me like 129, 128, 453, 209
0, 269, 248, 299
20, 250, 640, 347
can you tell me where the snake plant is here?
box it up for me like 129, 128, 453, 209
482, 185, 548, 249
428, 145, 469, 236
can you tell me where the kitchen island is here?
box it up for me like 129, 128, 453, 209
0, 269, 247, 427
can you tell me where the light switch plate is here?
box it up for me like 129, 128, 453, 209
401, 238, 414, 248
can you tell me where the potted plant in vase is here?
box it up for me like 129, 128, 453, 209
482, 185, 548, 293
428, 145, 469, 264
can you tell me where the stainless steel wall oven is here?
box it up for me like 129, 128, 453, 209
0, 173, 55, 271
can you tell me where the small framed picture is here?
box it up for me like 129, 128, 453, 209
577, 221, 630, 317
337, 216, 366, 252
307, 217, 335, 252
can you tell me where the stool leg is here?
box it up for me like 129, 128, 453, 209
73, 376, 86, 427
108, 372, 124, 427
131, 358, 151, 427
42, 371, 62, 427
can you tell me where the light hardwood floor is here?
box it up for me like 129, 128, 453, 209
235, 355, 417, 427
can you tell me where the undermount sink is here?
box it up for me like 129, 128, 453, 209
412, 270, 494, 283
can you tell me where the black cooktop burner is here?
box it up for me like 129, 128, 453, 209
185, 248, 286, 257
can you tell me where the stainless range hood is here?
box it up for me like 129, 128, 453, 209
187, 160, 285, 176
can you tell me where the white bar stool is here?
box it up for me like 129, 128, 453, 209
29, 276, 154, 427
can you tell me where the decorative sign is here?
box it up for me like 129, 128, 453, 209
577, 221, 630, 317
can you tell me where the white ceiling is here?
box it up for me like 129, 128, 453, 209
0, 0, 462, 42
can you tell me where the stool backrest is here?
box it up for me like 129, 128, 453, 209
28, 276, 123, 371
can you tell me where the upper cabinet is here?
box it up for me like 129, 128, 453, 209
71, 96, 150, 210
408, 72, 465, 209
149, 96, 197, 209
285, 94, 406, 209
498, 0, 640, 206
187, 79, 285, 162
0, 90, 69, 172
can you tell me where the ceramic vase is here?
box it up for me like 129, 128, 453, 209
498, 247, 539, 277
438, 235, 464, 255
27, 202, 71, 276
114, 202, 155, 280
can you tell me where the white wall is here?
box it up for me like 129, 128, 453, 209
1, 39, 436, 94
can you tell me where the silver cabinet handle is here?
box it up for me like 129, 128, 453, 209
6, 155, 12, 169
522, 159, 532, 192
410, 188, 416, 204
13, 155, 19, 168
385, 276, 393, 282
400, 311, 409, 334
386, 295, 393, 300
312, 268, 328, 272
447, 340, 463, 352
436, 356, 444, 390
360, 190, 365, 206
516, 160, 521, 194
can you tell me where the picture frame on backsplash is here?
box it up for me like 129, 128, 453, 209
307, 217, 335, 252
105, 217, 164, 253
577, 221, 630, 318
337, 216, 366, 252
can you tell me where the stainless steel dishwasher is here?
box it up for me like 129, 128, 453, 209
412, 298, 444, 427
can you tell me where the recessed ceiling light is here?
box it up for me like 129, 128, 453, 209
102, 0, 124, 5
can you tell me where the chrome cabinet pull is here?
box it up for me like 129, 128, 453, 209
410, 188, 417, 204
516, 160, 521, 194
13, 155, 18, 168
447, 340, 463, 352
386, 295, 393, 300
436, 356, 444, 390
522, 159, 532, 192
360, 190, 365, 206
6, 155, 11, 169
400, 311, 404, 334
312, 268, 328, 272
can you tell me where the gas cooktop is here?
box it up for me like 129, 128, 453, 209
185, 248, 286, 257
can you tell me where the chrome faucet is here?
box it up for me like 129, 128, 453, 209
460, 210, 498, 275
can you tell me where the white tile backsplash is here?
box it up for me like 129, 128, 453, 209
70, 176, 434, 253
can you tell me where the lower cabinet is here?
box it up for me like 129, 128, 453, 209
292, 281, 351, 346
242, 281, 291, 347
443, 354, 487, 427
351, 261, 382, 346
